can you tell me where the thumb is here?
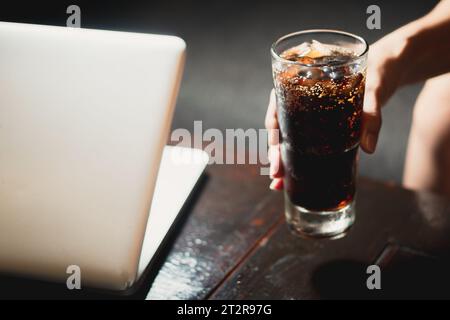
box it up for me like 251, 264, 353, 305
361, 85, 382, 154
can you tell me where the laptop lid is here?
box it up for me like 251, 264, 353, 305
0, 22, 185, 290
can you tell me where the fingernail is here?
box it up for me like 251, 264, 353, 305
365, 132, 377, 153
269, 179, 277, 190
269, 179, 283, 191
269, 159, 279, 178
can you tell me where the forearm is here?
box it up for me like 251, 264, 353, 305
396, 0, 450, 85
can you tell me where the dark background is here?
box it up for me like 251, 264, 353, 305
0, 0, 438, 183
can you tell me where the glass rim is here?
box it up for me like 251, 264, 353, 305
271, 29, 369, 67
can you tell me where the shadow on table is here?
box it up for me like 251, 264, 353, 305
312, 254, 450, 299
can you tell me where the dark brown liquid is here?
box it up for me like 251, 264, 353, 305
275, 61, 365, 211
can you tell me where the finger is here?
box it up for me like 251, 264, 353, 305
269, 145, 284, 178
269, 178, 283, 191
266, 90, 281, 147
265, 89, 278, 130
361, 85, 382, 154
268, 127, 280, 146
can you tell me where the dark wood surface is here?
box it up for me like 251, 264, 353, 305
146, 163, 450, 300
146, 163, 283, 300
2, 161, 450, 299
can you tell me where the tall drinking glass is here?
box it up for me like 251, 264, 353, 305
271, 30, 368, 238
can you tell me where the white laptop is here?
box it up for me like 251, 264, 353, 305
0, 22, 208, 292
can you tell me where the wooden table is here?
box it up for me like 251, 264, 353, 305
2, 162, 450, 299
146, 163, 450, 300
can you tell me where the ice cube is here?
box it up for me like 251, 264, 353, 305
280, 40, 355, 65
309, 40, 334, 57
281, 42, 311, 60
